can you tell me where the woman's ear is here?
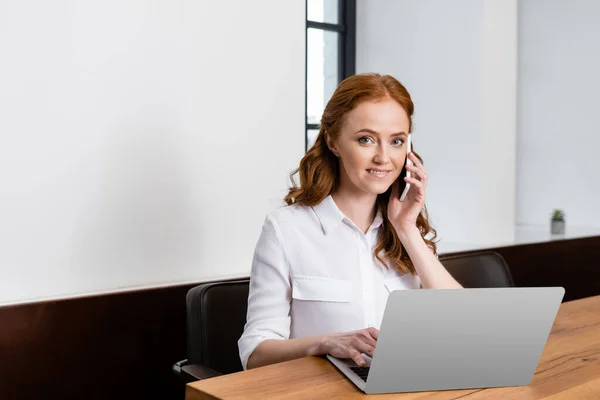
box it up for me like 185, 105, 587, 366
325, 132, 340, 157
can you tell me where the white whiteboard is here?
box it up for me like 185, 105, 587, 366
0, 0, 306, 305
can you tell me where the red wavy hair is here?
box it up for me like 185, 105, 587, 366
284, 73, 438, 274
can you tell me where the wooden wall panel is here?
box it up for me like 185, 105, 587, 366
1, 236, 598, 399
0, 283, 197, 399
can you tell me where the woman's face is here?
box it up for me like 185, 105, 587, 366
329, 99, 410, 196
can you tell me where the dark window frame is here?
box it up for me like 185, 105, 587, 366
305, 0, 356, 151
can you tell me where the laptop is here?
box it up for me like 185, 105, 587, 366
327, 287, 565, 394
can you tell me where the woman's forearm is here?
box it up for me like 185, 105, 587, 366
246, 335, 326, 369
398, 226, 463, 289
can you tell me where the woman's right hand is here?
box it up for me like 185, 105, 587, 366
321, 328, 379, 367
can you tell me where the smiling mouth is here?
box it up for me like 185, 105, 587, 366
367, 169, 391, 177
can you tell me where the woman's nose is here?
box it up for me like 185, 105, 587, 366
373, 145, 390, 163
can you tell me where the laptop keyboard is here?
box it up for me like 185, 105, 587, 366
349, 366, 370, 382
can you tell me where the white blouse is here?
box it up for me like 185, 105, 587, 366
237, 195, 421, 370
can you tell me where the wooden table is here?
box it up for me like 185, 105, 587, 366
186, 295, 600, 399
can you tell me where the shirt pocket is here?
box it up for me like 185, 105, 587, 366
384, 274, 420, 292
292, 275, 353, 303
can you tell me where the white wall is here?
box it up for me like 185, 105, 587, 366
517, 0, 600, 228
356, 0, 518, 245
0, 0, 305, 305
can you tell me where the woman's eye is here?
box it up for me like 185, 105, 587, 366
358, 137, 404, 146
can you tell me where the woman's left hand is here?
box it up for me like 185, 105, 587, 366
388, 152, 428, 234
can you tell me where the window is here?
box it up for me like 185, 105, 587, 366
305, 0, 356, 151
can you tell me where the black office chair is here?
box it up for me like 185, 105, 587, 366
172, 279, 250, 382
173, 251, 514, 382
439, 251, 515, 288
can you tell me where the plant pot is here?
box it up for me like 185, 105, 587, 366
551, 219, 565, 235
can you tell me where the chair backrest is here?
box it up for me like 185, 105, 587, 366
186, 279, 249, 374
439, 251, 515, 288
185, 252, 513, 374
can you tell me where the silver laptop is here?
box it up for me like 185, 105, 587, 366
327, 287, 565, 394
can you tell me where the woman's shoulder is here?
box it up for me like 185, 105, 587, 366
265, 202, 312, 226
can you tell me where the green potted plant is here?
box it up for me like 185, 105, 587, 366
551, 209, 565, 235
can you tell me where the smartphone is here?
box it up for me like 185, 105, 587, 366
398, 134, 412, 201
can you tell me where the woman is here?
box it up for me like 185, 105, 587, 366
238, 73, 462, 371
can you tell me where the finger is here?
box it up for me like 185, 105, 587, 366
405, 164, 421, 180
405, 177, 425, 198
409, 155, 427, 184
366, 327, 379, 340
360, 332, 377, 348
349, 349, 366, 367
409, 152, 424, 169
355, 342, 376, 358
406, 162, 427, 183
405, 176, 424, 189
413, 169, 427, 187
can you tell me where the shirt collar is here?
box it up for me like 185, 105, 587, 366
312, 195, 384, 235
371, 209, 384, 231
